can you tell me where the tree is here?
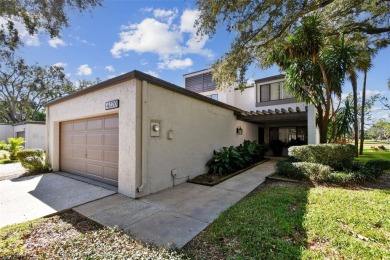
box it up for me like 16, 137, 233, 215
266, 15, 355, 143
0, 0, 101, 50
196, 0, 390, 89
0, 51, 75, 123
367, 120, 390, 140
328, 96, 354, 142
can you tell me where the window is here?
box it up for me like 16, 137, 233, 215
256, 81, 294, 102
269, 127, 307, 143
206, 94, 218, 100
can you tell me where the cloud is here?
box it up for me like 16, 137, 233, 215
77, 64, 92, 76
365, 90, 387, 98
105, 65, 115, 72
53, 62, 67, 68
111, 18, 182, 58
75, 36, 95, 46
140, 59, 148, 66
144, 70, 159, 78
111, 8, 213, 69
0, 17, 40, 46
158, 58, 193, 70
48, 37, 66, 48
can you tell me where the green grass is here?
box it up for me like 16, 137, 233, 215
0, 159, 18, 164
356, 140, 390, 162
193, 186, 390, 259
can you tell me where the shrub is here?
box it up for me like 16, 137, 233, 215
236, 140, 269, 167
288, 144, 355, 170
359, 160, 390, 178
17, 149, 50, 173
206, 146, 244, 175
0, 150, 10, 159
269, 139, 285, 156
0, 140, 8, 150
8, 137, 24, 160
275, 160, 305, 179
292, 162, 331, 181
206, 140, 269, 175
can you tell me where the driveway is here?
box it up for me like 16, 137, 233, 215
0, 173, 116, 228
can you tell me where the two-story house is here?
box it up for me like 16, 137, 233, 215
184, 69, 319, 146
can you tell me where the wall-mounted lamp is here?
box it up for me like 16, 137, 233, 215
236, 126, 243, 135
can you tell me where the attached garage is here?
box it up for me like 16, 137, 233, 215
45, 70, 258, 198
60, 114, 119, 186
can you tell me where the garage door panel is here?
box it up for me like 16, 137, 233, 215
60, 114, 118, 186
104, 133, 119, 146
104, 167, 118, 181
104, 150, 118, 163
73, 134, 86, 145
87, 149, 103, 161
88, 119, 103, 130
87, 134, 103, 146
105, 117, 119, 129
74, 121, 87, 131
62, 122, 73, 132
87, 164, 103, 176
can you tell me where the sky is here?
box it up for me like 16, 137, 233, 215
13, 0, 390, 122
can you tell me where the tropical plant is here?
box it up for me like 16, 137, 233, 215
17, 149, 50, 173
7, 137, 24, 160
206, 146, 244, 175
236, 140, 269, 166
0, 140, 7, 150
328, 96, 354, 142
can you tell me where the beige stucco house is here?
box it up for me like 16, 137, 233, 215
45, 70, 258, 198
0, 121, 46, 150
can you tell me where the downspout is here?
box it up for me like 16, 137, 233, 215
137, 80, 148, 193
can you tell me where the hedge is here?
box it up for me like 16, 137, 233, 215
288, 144, 355, 170
17, 149, 50, 173
0, 150, 10, 160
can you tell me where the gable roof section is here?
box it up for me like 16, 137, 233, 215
44, 70, 243, 113
254, 74, 285, 84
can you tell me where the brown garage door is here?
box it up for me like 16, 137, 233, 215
60, 114, 119, 186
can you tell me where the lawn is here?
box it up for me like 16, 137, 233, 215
356, 140, 390, 162
185, 181, 390, 259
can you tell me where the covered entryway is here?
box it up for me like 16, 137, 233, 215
60, 114, 119, 186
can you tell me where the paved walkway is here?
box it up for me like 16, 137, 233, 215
0, 173, 116, 228
74, 159, 276, 248
0, 162, 26, 181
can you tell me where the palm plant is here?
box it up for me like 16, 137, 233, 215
7, 137, 24, 160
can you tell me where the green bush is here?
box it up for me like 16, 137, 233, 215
206, 140, 268, 175
236, 140, 269, 167
8, 137, 24, 160
0, 150, 10, 159
17, 149, 50, 173
292, 162, 331, 181
275, 160, 305, 179
288, 144, 355, 170
0, 140, 8, 150
358, 160, 390, 178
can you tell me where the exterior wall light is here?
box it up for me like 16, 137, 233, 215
237, 126, 243, 135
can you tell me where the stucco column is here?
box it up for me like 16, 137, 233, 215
307, 104, 318, 144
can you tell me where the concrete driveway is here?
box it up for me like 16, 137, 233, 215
0, 173, 116, 228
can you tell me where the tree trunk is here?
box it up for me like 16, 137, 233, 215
359, 69, 367, 155
350, 71, 359, 156
316, 56, 330, 143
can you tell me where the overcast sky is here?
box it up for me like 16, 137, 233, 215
15, 0, 390, 121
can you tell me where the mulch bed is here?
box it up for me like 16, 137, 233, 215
188, 159, 269, 186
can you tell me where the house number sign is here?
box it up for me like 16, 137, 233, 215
105, 99, 119, 110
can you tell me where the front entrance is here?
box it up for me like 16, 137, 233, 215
60, 114, 119, 186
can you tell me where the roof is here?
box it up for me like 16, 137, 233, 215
255, 74, 285, 84
0, 121, 45, 126
182, 68, 212, 77
44, 70, 244, 113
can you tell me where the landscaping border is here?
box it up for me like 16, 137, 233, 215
189, 158, 270, 186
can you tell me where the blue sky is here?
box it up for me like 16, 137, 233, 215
16, 0, 390, 121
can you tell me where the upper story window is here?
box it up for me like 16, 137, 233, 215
185, 71, 216, 93
256, 81, 294, 103
206, 94, 218, 100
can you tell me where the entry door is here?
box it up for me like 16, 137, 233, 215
258, 127, 265, 144
60, 114, 119, 186
16, 131, 26, 147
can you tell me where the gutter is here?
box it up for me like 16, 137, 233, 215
137, 80, 148, 193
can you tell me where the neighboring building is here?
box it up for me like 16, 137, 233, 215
0, 121, 46, 150
44, 70, 258, 198
184, 69, 319, 145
